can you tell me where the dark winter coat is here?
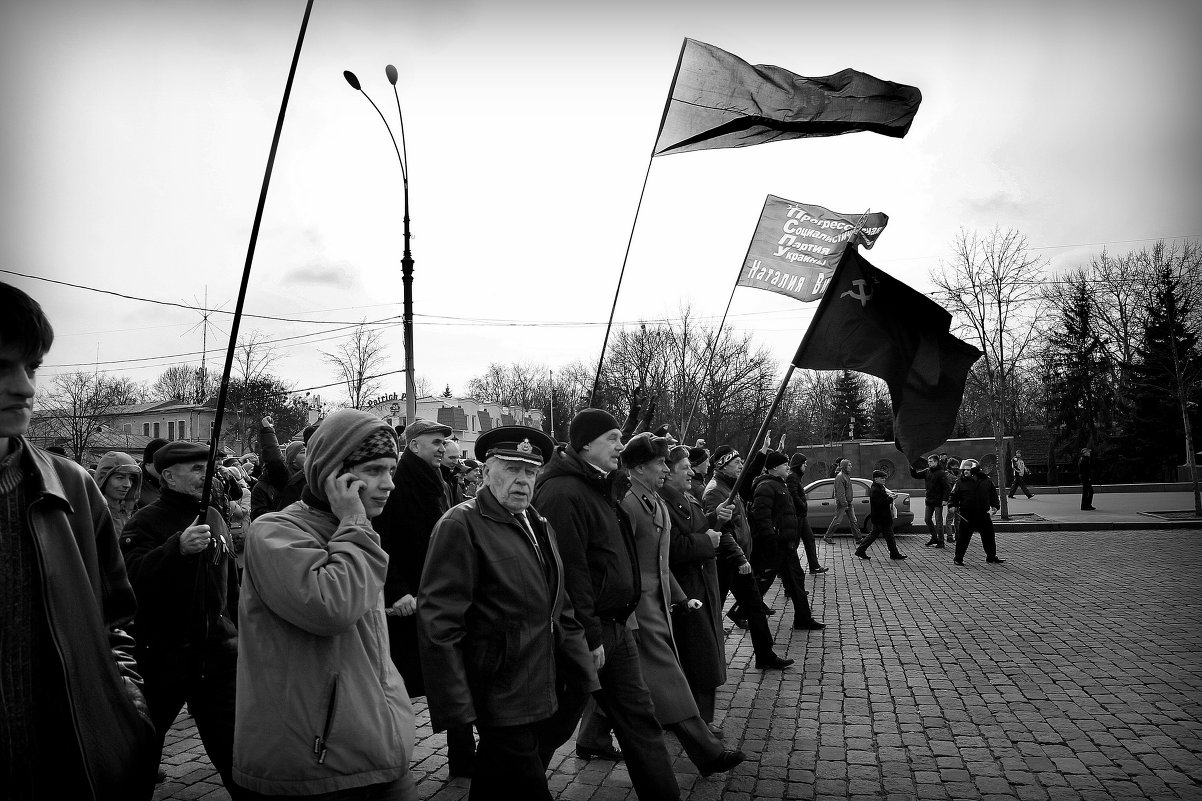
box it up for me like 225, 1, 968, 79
373, 448, 450, 697
785, 468, 809, 518
250, 425, 288, 520
120, 487, 240, 649
949, 473, 1000, 519
751, 473, 799, 543
700, 451, 765, 559
532, 445, 640, 651
910, 463, 949, 506
869, 481, 894, 526
659, 485, 726, 694
417, 487, 597, 731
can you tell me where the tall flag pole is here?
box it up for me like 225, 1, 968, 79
590, 37, 921, 406
199, 0, 315, 523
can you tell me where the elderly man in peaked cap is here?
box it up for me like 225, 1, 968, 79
418, 426, 597, 800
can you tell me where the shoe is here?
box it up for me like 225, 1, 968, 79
810, 566, 829, 574
725, 610, 748, 629
1027, 494, 1034, 499
934, 542, 946, 549
448, 760, 474, 778
946, 536, 956, 543
953, 559, 964, 566
924, 538, 939, 547
762, 607, 777, 616
823, 537, 833, 545
890, 554, 907, 560
754, 654, 795, 670
854, 550, 869, 559
707, 722, 725, 738
576, 744, 624, 761
1084, 506, 1096, 511
793, 618, 826, 630
699, 748, 746, 776
986, 557, 1006, 564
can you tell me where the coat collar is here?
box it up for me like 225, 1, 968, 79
24, 441, 73, 512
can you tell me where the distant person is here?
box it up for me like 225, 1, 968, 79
0, 281, 157, 799
854, 470, 907, 561
947, 459, 1004, 566
1009, 450, 1034, 500
823, 459, 863, 545
96, 450, 142, 537
1078, 447, 1095, 510
687, 447, 710, 499
942, 456, 960, 543
249, 416, 288, 520
234, 409, 416, 799
459, 457, 482, 499
910, 455, 949, 548
440, 438, 465, 506
419, 425, 598, 800
274, 424, 319, 510
136, 437, 168, 510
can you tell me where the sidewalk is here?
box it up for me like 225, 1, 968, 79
909, 491, 1202, 532
154, 528, 1202, 801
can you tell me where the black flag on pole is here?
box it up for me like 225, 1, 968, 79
791, 246, 980, 460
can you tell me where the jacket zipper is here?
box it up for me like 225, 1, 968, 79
314, 674, 339, 764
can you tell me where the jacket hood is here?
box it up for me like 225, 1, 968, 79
95, 451, 141, 502
304, 409, 396, 505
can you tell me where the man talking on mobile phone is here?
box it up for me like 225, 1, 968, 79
234, 408, 417, 799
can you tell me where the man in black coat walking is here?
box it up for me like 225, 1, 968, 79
374, 419, 477, 776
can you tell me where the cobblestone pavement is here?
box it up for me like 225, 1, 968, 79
155, 529, 1202, 801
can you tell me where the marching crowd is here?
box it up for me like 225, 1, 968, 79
3, 280, 1007, 801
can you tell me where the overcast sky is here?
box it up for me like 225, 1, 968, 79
3, 0, 1199, 405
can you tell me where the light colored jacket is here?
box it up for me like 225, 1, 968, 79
833, 471, 853, 507
234, 500, 414, 796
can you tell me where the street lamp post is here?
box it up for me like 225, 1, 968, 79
344, 66, 417, 423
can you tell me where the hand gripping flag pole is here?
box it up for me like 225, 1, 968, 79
198, 0, 315, 527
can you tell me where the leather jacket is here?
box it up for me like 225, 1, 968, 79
25, 444, 157, 799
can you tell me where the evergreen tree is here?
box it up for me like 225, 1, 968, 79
867, 389, 894, 442
1121, 258, 1202, 481
1043, 274, 1114, 459
828, 369, 869, 441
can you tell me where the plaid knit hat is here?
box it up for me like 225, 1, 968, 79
343, 427, 399, 471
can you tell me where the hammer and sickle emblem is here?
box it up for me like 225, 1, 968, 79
840, 279, 873, 307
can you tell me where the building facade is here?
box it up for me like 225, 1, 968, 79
361, 393, 546, 458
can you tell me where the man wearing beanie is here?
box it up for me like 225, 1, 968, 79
121, 440, 244, 798
234, 409, 415, 798
786, 453, 827, 574
751, 452, 825, 631
702, 437, 794, 670
533, 409, 682, 801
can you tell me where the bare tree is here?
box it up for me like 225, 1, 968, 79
932, 227, 1046, 519
323, 324, 389, 409
151, 364, 216, 403
32, 371, 127, 462
233, 330, 279, 384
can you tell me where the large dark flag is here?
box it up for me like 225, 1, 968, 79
791, 246, 981, 460
653, 38, 922, 157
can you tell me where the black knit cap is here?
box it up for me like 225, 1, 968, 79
143, 437, 168, 465
789, 452, 807, 469
688, 447, 710, 467
710, 445, 740, 471
568, 408, 621, 452
764, 451, 789, 471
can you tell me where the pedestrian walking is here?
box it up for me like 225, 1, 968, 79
1009, 449, 1035, 499
120, 440, 245, 799
823, 459, 863, 544
751, 451, 825, 629
1078, 447, 1096, 510
948, 459, 1005, 566
234, 409, 417, 800
533, 408, 683, 800
418, 426, 598, 800
620, 434, 745, 777
0, 282, 158, 800
854, 470, 907, 561
785, 453, 828, 573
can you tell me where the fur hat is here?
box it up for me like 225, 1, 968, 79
568, 408, 621, 452
620, 433, 671, 468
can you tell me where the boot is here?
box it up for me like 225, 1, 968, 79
924, 536, 939, 547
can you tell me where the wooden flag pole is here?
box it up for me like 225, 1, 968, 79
589, 39, 690, 406
199, 0, 315, 523
726, 364, 796, 504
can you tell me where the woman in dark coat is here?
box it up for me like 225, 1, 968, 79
659, 445, 727, 727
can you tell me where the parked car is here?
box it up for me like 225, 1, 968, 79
804, 477, 914, 534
